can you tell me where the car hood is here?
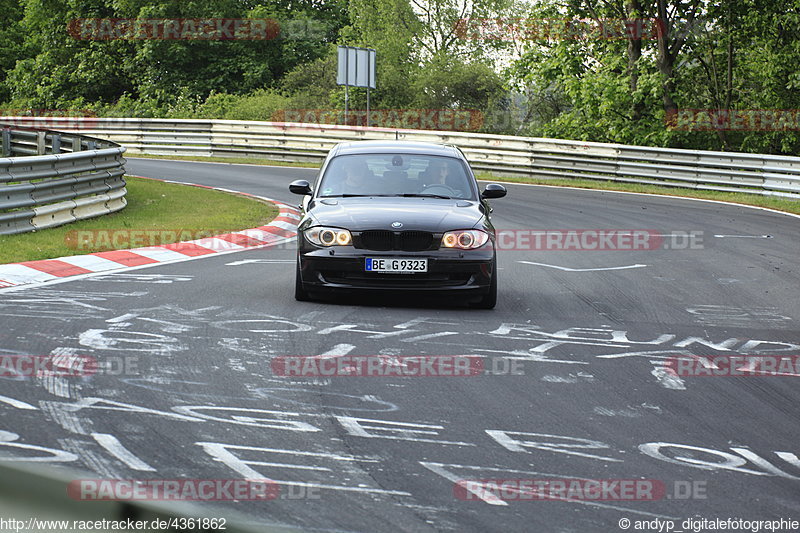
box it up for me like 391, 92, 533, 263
307, 197, 483, 232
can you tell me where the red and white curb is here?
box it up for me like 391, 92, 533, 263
0, 177, 301, 290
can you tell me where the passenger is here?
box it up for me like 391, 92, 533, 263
323, 158, 372, 195
341, 159, 371, 192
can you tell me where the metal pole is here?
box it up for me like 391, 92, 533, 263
344, 49, 349, 125
1, 128, 10, 157
366, 50, 371, 127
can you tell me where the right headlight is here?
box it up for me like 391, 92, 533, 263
305, 226, 353, 247
441, 230, 490, 250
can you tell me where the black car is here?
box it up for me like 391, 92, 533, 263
289, 140, 507, 308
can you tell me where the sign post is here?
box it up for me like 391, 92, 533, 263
337, 46, 376, 126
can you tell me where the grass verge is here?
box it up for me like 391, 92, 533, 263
0, 176, 278, 264
129, 153, 799, 216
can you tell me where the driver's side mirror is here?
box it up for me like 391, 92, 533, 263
481, 183, 507, 199
289, 180, 312, 195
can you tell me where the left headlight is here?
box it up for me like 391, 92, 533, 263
441, 230, 490, 250
305, 226, 353, 247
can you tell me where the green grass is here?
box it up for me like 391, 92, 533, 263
130, 153, 799, 216
0, 176, 278, 264
128, 153, 322, 168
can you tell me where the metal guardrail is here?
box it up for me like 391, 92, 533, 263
0, 125, 127, 235
3, 117, 799, 199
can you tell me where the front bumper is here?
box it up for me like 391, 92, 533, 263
298, 247, 495, 293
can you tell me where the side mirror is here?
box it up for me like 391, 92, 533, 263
289, 180, 312, 196
481, 183, 507, 199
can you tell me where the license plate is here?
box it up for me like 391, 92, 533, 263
365, 258, 428, 273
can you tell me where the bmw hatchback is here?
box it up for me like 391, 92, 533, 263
289, 140, 507, 308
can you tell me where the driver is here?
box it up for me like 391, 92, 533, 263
426, 160, 450, 186
422, 159, 462, 196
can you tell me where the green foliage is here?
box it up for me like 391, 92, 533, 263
509, 0, 800, 154
2, 0, 799, 155
411, 54, 504, 110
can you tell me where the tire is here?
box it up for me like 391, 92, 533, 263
295, 259, 311, 301
471, 260, 497, 309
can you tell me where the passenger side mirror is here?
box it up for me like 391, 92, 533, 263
481, 183, 507, 199
289, 180, 312, 195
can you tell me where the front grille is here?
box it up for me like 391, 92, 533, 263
360, 230, 394, 251
396, 231, 433, 251
358, 230, 435, 252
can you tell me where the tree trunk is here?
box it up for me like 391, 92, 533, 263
625, 0, 644, 121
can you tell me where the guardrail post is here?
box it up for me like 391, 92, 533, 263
36, 131, 46, 155
1, 128, 9, 157
51, 133, 61, 154
87, 140, 97, 150
72, 136, 82, 152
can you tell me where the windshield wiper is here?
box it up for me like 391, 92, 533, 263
398, 193, 452, 199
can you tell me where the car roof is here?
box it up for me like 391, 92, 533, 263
331, 140, 462, 158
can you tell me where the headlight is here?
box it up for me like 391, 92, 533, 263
441, 230, 490, 250
305, 226, 352, 247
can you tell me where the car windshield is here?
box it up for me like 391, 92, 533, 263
317, 154, 476, 200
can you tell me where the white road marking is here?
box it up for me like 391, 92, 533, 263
485, 430, 621, 462
318, 344, 356, 358
0, 394, 37, 410
518, 261, 648, 272
400, 332, 459, 343
91, 433, 156, 472
225, 259, 294, 266
731, 448, 800, 480
336, 416, 475, 446
714, 234, 773, 238
197, 442, 411, 496
650, 360, 686, 390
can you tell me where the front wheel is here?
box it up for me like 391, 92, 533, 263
471, 260, 497, 309
295, 259, 311, 301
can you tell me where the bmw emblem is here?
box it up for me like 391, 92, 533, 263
391, 221, 403, 228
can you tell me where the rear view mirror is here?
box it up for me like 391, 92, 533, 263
289, 180, 312, 195
481, 183, 507, 199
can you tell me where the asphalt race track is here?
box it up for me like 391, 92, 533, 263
1, 157, 799, 532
